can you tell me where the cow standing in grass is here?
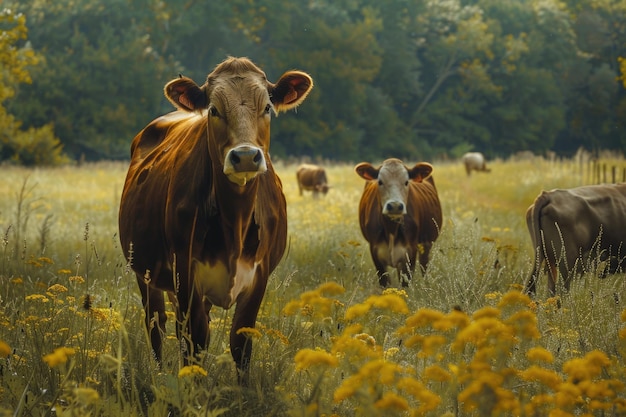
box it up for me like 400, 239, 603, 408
355, 158, 442, 287
462, 152, 491, 176
118, 57, 313, 382
524, 183, 626, 296
296, 164, 330, 197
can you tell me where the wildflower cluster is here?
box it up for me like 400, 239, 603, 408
287, 285, 626, 416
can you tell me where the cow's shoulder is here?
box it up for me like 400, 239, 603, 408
130, 111, 206, 161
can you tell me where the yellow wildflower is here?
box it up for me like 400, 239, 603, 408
382, 287, 408, 299
526, 346, 554, 363
399, 308, 444, 334
178, 365, 208, 378
485, 291, 501, 300
43, 347, 76, 368
73, 387, 100, 406
69, 275, 85, 284
344, 302, 370, 320
497, 291, 532, 309
418, 334, 447, 358
47, 284, 68, 295
354, 333, 376, 347
25, 294, 49, 303
38, 257, 54, 265
0, 341, 11, 358
57, 269, 72, 274
424, 364, 451, 382
397, 377, 441, 412
520, 365, 562, 390
384, 347, 399, 360
374, 392, 409, 411
506, 310, 540, 339
472, 306, 501, 320
10, 277, 23, 285
294, 348, 338, 370
317, 282, 345, 296
236, 327, 262, 339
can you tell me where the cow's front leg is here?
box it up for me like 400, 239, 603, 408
177, 290, 209, 363
230, 279, 267, 385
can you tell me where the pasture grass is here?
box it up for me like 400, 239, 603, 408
1, 157, 626, 416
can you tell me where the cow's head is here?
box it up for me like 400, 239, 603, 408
356, 158, 433, 222
163, 57, 313, 186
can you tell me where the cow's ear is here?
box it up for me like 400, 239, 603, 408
408, 163, 433, 182
164, 77, 208, 112
355, 163, 379, 181
270, 71, 313, 113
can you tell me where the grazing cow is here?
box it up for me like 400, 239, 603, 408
462, 152, 491, 176
296, 164, 330, 197
524, 183, 626, 296
118, 57, 313, 381
355, 158, 443, 287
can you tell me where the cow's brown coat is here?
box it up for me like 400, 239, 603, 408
296, 164, 330, 196
118, 57, 312, 380
356, 158, 442, 287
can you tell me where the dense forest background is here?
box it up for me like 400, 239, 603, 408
2, 0, 626, 165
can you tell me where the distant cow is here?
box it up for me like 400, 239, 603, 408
296, 164, 330, 197
355, 158, 443, 287
462, 152, 490, 176
524, 183, 626, 296
118, 57, 313, 381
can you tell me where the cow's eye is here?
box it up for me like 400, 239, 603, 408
378, 180, 383, 186
405, 180, 409, 186
209, 106, 220, 117
264, 104, 272, 115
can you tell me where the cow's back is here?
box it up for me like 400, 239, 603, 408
119, 111, 209, 282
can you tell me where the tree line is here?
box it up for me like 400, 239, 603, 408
2, 0, 626, 165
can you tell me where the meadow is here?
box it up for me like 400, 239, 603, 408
1, 156, 626, 416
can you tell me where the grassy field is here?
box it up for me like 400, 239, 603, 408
1, 157, 626, 416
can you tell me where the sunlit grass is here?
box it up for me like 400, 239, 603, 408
1, 156, 626, 415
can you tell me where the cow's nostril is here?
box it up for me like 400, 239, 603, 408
230, 152, 241, 165
253, 150, 262, 163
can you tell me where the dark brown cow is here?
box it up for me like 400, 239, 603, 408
296, 164, 330, 197
524, 183, 626, 296
462, 152, 490, 176
355, 158, 443, 287
118, 57, 313, 380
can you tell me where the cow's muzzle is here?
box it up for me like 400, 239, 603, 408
223, 145, 267, 186
383, 201, 406, 222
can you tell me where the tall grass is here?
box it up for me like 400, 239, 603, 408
1, 157, 625, 416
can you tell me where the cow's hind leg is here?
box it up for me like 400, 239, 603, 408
138, 278, 167, 363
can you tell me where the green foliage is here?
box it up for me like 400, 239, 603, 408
4, 0, 626, 164
7, 0, 177, 161
0, 9, 68, 166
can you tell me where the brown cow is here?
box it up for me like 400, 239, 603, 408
462, 152, 491, 176
355, 158, 443, 287
296, 164, 330, 197
118, 57, 313, 381
524, 183, 626, 296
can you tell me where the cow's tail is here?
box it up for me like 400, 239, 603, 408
524, 192, 551, 295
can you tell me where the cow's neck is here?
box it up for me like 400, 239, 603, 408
382, 217, 403, 238
213, 173, 259, 262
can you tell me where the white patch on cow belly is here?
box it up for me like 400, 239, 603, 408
192, 258, 258, 309
373, 235, 409, 268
